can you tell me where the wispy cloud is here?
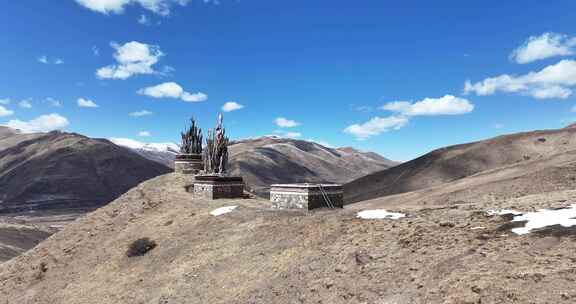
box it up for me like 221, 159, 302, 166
344, 115, 409, 140
138, 131, 151, 137
0, 106, 14, 117
45, 97, 63, 107
137, 82, 207, 102
75, 0, 192, 16
274, 117, 300, 128
129, 110, 153, 117
19, 99, 32, 109
38, 55, 64, 65
77, 98, 99, 108
345, 95, 474, 140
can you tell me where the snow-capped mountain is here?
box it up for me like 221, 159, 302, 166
110, 138, 179, 168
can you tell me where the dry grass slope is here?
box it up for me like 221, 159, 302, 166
2, 174, 576, 303
345, 127, 576, 203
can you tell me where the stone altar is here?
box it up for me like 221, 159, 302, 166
270, 183, 344, 210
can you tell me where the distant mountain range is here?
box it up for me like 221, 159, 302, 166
0, 127, 396, 214
109, 138, 178, 168
227, 136, 399, 195
0, 127, 171, 214
113, 135, 399, 196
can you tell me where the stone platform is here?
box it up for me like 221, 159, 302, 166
174, 154, 203, 174
190, 175, 245, 200
270, 183, 344, 210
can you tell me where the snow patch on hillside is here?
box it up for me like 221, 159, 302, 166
210, 206, 238, 216
357, 209, 406, 220
511, 205, 576, 235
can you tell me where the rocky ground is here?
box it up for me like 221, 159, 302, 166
2, 173, 576, 303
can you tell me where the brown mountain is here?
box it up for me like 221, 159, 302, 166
345, 126, 576, 203
228, 136, 399, 195
115, 136, 399, 196
0, 127, 171, 214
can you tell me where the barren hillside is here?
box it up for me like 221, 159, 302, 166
345, 127, 576, 203
115, 136, 398, 196
2, 173, 576, 303
0, 127, 171, 213
228, 137, 398, 195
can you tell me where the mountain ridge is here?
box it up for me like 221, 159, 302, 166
0, 128, 171, 213
345, 126, 576, 203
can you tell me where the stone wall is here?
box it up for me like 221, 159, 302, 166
270, 184, 343, 210
174, 154, 203, 174
190, 176, 244, 199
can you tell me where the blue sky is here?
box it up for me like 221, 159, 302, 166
1, 1, 576, 161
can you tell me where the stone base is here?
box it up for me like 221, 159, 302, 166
174, 154, 203, 174
191, 175, 245, 200
270, 184, 344, 210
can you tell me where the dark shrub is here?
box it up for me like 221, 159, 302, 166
126, 238, 157, 257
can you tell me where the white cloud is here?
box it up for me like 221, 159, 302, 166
381, 95, 474, 116
97, 41, 163, 80
75, 0, 191, 16
138, 131, 151, 137
0, 106, 14, 117
222, 101, 244, 112
137, 82, 207, 102
129, 110, 153, 117
510, 33, 576, 64
92, 46, 100, 56
275, 117, 300, 128
19, 99, 32, 109
4, 114, 69, 133
464, 59, 576, 99
344, 116, 409, 140
0, 98, 10, 105
347, 95, 473, 140
77, 98, 99, 108
181, 92, 208, 102
38, 55, 63, 65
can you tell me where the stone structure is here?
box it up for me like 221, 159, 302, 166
175, 117, 203, 174
270, 183, 344, 210
174, 154, 203, 174
190, 175, 245, 199
192, 113, 245, 200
